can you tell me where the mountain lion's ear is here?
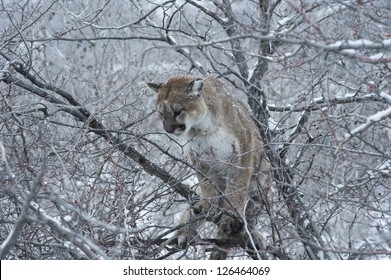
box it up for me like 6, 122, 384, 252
146, 82, 163, 93
187, 78, 204, 97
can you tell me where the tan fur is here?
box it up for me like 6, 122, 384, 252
147, 76, 271, 259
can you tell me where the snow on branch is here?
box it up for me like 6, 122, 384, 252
192, 35, 391, 54
347, 106, 391, 138
158, 34, 391, 63
27, 202, 109, 259
335, 93, 391, 152
324, 38, 391, 51
268, 92, 391, 113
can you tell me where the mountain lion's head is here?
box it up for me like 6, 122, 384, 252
147, 76, 208, 136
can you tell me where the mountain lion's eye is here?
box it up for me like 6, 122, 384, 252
173, 109, 183, 117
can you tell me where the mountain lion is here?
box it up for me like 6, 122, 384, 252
147, 75, 271, 259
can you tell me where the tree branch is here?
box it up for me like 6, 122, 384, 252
1, 70, 196, 201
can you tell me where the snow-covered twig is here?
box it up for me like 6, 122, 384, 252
28, 203, 108, 260
336, 105, 391, 154
268, 92, 391, 112
347, 106, 391, 139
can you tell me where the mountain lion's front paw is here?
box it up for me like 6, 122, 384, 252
218, 214, 243, 234
192, 199, 210, 215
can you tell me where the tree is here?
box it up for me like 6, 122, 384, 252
0, 0, 390, 260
